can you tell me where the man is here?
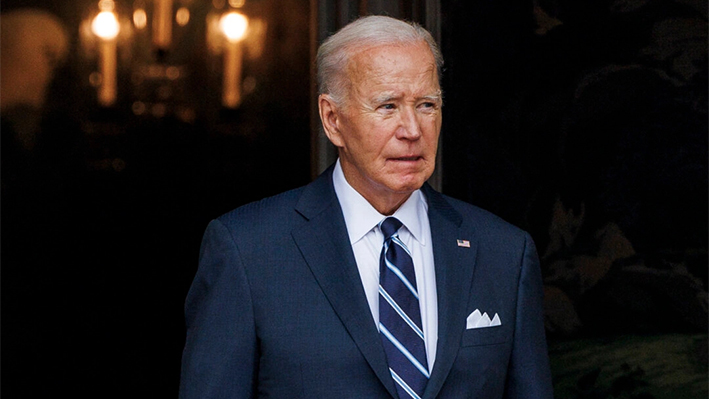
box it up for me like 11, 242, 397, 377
179, 15, 553, 399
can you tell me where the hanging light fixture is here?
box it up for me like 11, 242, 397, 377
219, 11, 248, 108
91, 1, 120, 106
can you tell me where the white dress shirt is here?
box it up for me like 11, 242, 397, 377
332, 159, 438, 370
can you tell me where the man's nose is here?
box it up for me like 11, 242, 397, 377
396, 106, 422, 140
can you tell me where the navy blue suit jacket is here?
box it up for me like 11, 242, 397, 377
179, 166, 553, 398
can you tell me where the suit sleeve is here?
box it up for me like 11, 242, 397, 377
179, 219, 257, 399
504, 234, 554, 398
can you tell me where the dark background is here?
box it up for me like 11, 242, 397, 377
2, 0, 707, 397
3, 0, 312, 396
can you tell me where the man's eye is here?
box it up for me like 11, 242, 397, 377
421, 102, 436, 109
379, 104, 395, 110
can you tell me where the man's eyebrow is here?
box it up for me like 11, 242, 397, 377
372, 91, 443, 104
421, 91, 443, 102
372, 92, 399, 104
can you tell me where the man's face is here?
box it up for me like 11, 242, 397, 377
320, 41, 442, 214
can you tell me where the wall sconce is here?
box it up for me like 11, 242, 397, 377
219, 11, 248, 109
206, 1, 267, 111
91, 4, 121, 107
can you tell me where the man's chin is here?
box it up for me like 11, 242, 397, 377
386, 175, 429, 194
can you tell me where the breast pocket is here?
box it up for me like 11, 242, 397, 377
460, 325, 509, 347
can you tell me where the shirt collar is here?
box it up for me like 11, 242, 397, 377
332, 159, 426, 245
391, 188, 425, 245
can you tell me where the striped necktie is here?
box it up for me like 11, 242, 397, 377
378, 217, 429, 399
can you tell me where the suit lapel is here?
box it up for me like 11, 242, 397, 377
421, 185, 479, 399
291, 168, 398, 398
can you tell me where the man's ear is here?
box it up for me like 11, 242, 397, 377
318, 94, 344, 148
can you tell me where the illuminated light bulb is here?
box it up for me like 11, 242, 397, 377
176, 7, 190, 26
92, 11, 120, 40
133, 9, 147, 29
219, 12, 248, 42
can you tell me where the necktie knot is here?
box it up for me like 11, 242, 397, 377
380, 217, 403, 241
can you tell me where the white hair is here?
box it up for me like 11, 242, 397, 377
316, 15, 443, 106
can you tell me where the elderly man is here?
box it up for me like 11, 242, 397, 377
179, 15, 552, 399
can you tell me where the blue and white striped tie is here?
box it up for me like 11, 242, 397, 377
378, 217, 429, 399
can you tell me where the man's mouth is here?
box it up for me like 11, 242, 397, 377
391, 156, 422, 161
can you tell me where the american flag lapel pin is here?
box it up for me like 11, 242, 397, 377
457, 239, 470, 248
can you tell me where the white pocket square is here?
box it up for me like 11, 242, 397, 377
466, 309, 501, 329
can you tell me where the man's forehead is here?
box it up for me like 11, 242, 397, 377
348, 41, 434, 69
346, 43, 437, 83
